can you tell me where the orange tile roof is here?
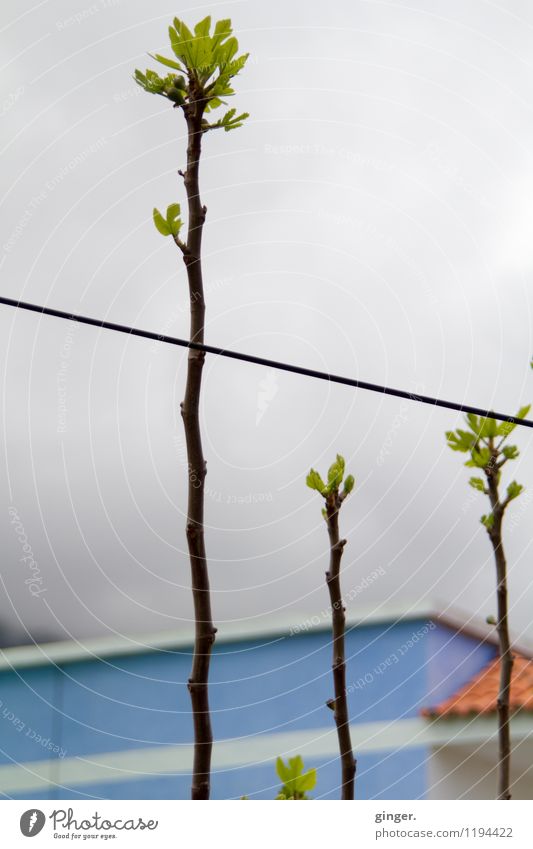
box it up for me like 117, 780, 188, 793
422, 655, 533, 718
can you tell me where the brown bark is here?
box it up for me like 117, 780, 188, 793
485, 446, 513, 800
180, 106, 216, 800
325, 496, 356, 800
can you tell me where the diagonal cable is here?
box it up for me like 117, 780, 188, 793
1, 295, 532, 429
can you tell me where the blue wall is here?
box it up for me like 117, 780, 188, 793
0, 618, 497, 800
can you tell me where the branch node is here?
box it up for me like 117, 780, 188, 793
186, 522, 198, 540
174, 236, 189, 254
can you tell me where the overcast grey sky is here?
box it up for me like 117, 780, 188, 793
1, 0, 533, 648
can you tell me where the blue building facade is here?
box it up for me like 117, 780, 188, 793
0, 608, 498, 800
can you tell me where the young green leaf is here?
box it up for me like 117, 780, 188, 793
204, 107, 250, 130
165, 203, 183, 236
275, 756, 290, 783
502, 445, 519, 460
343, 474, 355, 495
497, 419, 516, 437
465, 412, 480, 434
506, 481, 523, 502
327, 454, 345, 490
153, 207, 171, 236
134, 68, 185, 101
475, 416, 496, 439
296, 768, 317, 793
497, 406, 530, 437
469, 477, 485, 493
149, 52, 184, 71
481, 513, 494, 531
306, 469, 326, 495
446, 430, 475, 452
134, 69, 164, 94
288, 755, 304, 778
212, 18, 232, 47
194, 15, 211, 37
465, 447, 491, 468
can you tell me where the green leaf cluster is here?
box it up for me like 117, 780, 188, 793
152, 204, 183, 237
446, 404, 528, 526
445, 406, 529, 473
165, 16, 247, 85
204, 107, 250, 132
133, 16, 249, 129
306, 454, 355, 500
275, 756, 316, 800
446, 409, 530, 455
133, 69, 187, 104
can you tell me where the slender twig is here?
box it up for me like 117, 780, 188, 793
179, 102, 216, 801
133, 16, 249, 799
446, 412, 529, 799
485, 439, 513, 800
306, 456, 356, 799
325, 495, 356, 800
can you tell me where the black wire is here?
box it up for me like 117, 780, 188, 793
1, 295, 532, 429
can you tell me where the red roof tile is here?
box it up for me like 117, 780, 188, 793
422, 655, 533, 718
